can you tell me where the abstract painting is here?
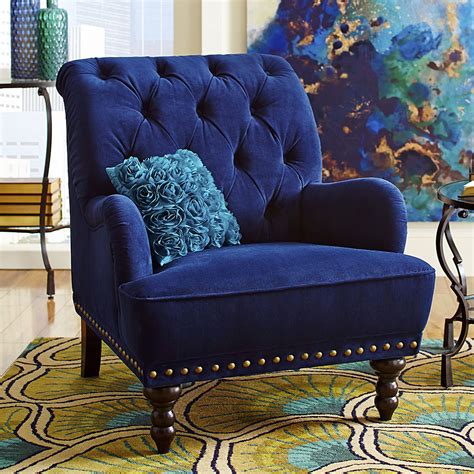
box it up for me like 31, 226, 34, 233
248, 0, 473, 220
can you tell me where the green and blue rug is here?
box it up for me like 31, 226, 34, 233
1, 338, 473, 472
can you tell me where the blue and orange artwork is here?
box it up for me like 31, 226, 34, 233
248, 0, 473, 220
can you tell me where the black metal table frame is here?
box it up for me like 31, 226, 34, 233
0, 83, 69, 298
436, 185, 473, 388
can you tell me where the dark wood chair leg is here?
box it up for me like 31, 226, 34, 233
143, 386, 182, 454
81, 319, 101, 377
370, 358, 406, 421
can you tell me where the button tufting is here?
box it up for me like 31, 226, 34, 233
264, 200, 275, 219
98, 68, 108, 80
97, 64, 110, 80
196, 102, 205, 117
156, 62, 167, 76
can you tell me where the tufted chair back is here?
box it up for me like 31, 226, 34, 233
57, 54, 322, 243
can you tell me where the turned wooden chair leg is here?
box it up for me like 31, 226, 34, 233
143, 386, 182, 454
370, 358, 406, 421
81, 319, 102, 377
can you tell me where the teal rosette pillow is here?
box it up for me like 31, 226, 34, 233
106, 149, 241, 266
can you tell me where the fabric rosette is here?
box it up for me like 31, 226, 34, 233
113, 156, 146, 190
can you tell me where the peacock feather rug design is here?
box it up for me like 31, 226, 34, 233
0, 338, 473, 472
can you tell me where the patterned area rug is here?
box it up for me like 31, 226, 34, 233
1, 338, 473, 473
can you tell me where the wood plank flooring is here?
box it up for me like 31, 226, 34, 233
0, 270, 472, 376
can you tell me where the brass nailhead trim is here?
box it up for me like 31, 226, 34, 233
75, 303, 142, 374
410, 341, 418, 349
76, 303, 404, 380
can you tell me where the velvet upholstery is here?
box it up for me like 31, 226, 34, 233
57, 53, 435, 390
302, 178, 407, 253
118, 243, 434, 386
57, 54, 321, 243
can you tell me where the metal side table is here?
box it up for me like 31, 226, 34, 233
0, 75, 69, 298
436, 180, 473, 387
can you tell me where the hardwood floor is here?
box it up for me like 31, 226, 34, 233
0, 270, 79, 375
0, 270, 472, 376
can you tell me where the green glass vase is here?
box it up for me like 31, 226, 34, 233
38, 0, 68, 80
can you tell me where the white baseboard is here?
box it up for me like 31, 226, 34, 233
0, 243, 71, 269
0, 222, 472, 275
406, 222, 474, 276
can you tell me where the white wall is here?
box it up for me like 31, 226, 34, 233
201, 0, 247, 54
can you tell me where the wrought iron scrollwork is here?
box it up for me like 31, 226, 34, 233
435, 203, 472, 388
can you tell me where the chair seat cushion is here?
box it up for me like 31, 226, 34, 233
118, 243, 434, 384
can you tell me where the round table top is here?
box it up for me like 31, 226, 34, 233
437, 180, 474, 210
0, 69, 54, 89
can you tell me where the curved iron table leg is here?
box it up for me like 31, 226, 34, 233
435, 204, 470, 387
443, 318, 454, 350
441, 206, 466, 350
38, 87, 55, 299
445, 214, 468, 295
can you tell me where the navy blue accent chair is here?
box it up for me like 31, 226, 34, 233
57, 54, 435, 454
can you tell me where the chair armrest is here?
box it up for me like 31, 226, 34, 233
301, 178, 407, 253
83, 194, 153, 286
